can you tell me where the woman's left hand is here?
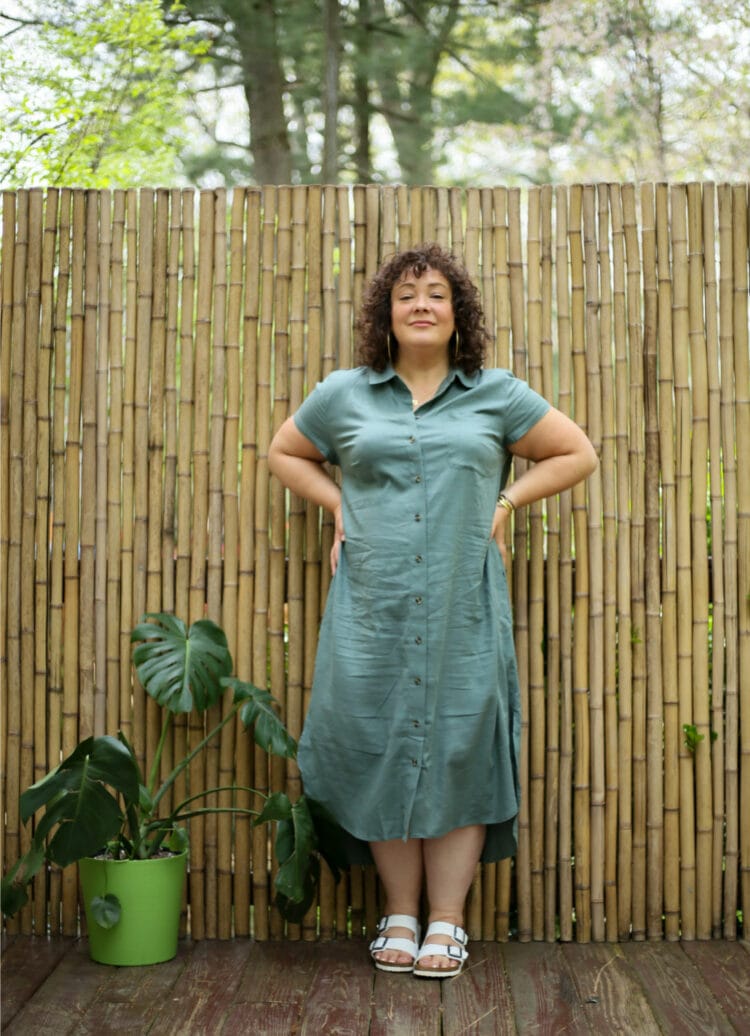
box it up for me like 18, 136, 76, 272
330, 503, 346, 575
491, 505, 511, 569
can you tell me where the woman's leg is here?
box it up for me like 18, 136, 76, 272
420, 823, 485, 970
369, 837, 424, 966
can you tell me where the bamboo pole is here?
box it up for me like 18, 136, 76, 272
132, 191, 154, 781
79, 192, 98, 742
656, 183, 679, 941
671, 184, 696, 940
481, 184, 498, 939
234, 186, 261, 936
21, 190, 42, 930
555, 186, 574, 943
717, 184, 738, 939
732, 184, 750, 940
217, 187, 245, 939
171, 191, 195, 869
525, 187, 546, 943
281, 185, 307, 941
252, 186, 277, 939
47, 189, 71, 933
582, 185, 605, 943
94, 192, 111, 738
305, 187, 331, 938
0, 195, 14, 866
147, 190, 168, 616
686, 182, 712, 940
540, 184, 560, 943
106, 192, 126, 741
435, 187, 450, 249
381, 185, 396, 258
492, 187, 510, 372
609, 185, 633, 940
5, 190, 27, 933
702, 184, 725, 939
119, 190, 138, 748
32, 188, 55, 932
623, 184, 646, 941
187, 189, 214, 940
162, 189, 181, 618
508, 187, 531, 943
203, 188, 228, 938
569, 184, 591, 943
466, 182, 482, 944
60, 190, 85, 931
640, 183, 664, 940
597, 183, 619, 942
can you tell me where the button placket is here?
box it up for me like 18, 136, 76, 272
405, 424, 428, 783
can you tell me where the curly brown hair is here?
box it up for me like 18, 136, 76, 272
355, 243, 490, 374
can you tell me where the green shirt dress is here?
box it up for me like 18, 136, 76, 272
293, 364, 550, 864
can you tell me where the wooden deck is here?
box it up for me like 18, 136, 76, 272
2, 935, 748, 1034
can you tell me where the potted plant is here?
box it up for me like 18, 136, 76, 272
1, 612, 344, 965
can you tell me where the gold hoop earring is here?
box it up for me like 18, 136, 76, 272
453, 330, 461, 362
387, 331, 396, 365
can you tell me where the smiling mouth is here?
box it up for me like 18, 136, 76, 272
410, 321, 434, 327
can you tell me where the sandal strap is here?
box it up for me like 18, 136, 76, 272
421, 920, 468, 946
375, 914, 420, 938
415, 941, 468, 963
369, 934, 419, 956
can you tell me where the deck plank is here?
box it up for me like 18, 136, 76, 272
73, 953, 186, 1035
370, 968, 442, 1036
681, 940, 750, 1034
621, 941, 736, 1035
234, 939, 321, 1006
143, 939, 250, 1035
440, 942, 516, 1035
502, 941, 593, 1034
560, 941, 660, 1034
298, 939, 373, 1036
220, 1002, 303, 1033
2, 939, 113, 1036
1, 936, 73, 1029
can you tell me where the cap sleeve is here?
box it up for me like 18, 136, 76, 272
292, 373, 341, 465
501, 373, 551, 445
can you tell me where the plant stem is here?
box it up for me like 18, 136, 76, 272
151, 700, 241, 809
148, 711, 173, 796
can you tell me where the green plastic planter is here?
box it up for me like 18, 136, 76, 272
79, 851, 187, 966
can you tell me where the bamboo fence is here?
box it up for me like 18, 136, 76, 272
0, 184, 748, 943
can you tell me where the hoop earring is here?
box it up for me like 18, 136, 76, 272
387, 331, 396, 365
453, 330, 461, 363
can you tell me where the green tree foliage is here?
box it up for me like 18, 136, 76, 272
0, 0, 207, 187
2, 0, 746, 187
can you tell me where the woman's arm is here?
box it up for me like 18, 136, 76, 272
269, 416, 345, 573
491, 407, 597, 561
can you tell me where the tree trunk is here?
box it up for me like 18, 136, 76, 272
322, 0, 340, 183
233, 0, 292, 184
370, 0, 460, 184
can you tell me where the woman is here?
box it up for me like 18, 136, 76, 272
269, 243, 597, 977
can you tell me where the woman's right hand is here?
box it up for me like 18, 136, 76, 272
330, 503, 346, 575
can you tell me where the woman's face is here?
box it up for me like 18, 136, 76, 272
390, 267, 455, 357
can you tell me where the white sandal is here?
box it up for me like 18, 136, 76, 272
369, 914, 421, 973
413, 921, 469, 978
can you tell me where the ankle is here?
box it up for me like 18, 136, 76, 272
426, 910, 464, 928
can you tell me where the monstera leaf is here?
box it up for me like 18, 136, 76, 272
131, 613, 233, 714
224, 679, 298, 759
19, 736, 140, 867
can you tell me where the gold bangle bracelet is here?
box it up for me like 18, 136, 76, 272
496, 492, 515, 514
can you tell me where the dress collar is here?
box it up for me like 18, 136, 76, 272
367, 364, 480, 388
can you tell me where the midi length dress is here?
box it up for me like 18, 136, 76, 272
293, 364, 550, 864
